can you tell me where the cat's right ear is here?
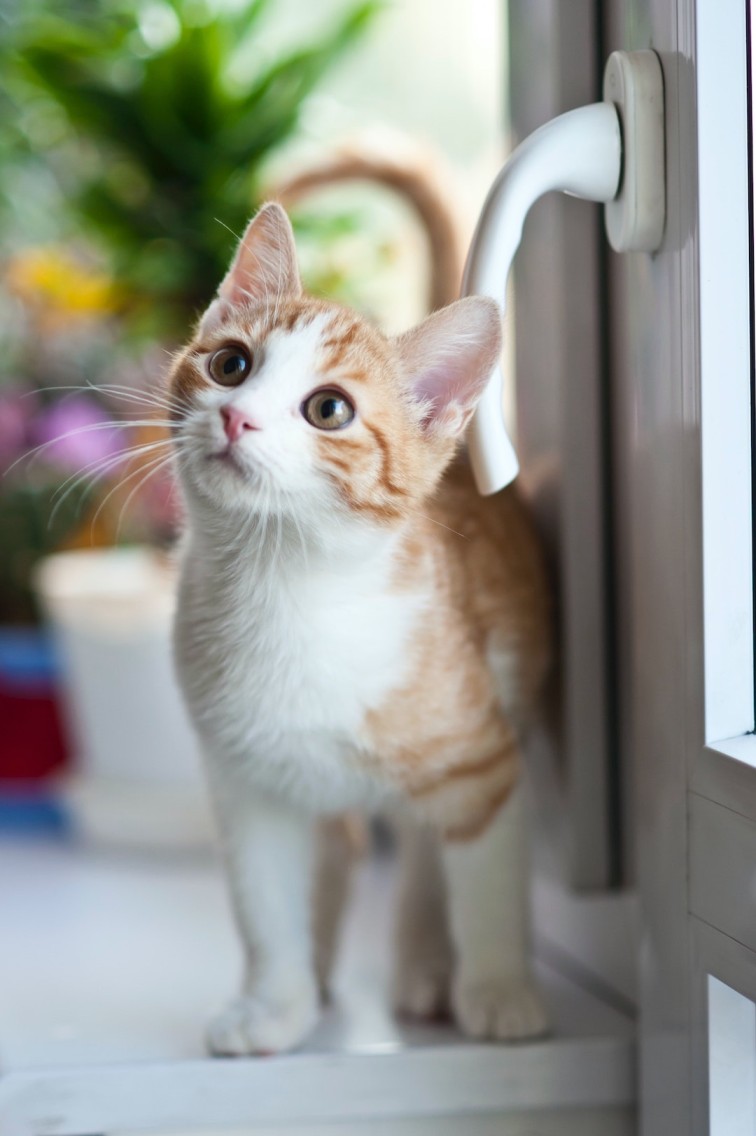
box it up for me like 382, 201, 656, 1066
395, 296, 502, 440
198, 203, 301, 335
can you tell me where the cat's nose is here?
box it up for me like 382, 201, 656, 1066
221, 404, 259, 443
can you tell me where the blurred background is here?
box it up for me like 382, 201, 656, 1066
0, 0, 506, 844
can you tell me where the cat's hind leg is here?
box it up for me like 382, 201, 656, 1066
440, 779, 550, 1041
392, 816, 454, 1021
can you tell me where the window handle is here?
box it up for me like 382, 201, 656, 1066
464, 50, 665, 495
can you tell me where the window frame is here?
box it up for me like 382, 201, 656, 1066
696, 0, 756, 813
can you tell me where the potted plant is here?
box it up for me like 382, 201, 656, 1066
0, 0, 382, 839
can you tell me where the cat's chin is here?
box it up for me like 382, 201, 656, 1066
183, 457, 266, 516
207, 447, 248, 476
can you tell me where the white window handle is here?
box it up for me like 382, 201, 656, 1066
464, 50, 665, 495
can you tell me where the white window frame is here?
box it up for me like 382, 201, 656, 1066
692, 9, 756, 1131
697, 0, 756, 813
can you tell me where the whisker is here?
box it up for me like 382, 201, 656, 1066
4, 418, 177, 478
214, 216, 247, 247
51, 380, 190, 419
89, 448, 176, 542
18, 380, 190, 420
50, 435, 180, 502
99, 388, 183, 414
95, 382, 191, 417
114, 451, 178, 540
48, 440, 175, 528
414, 511, 469, 540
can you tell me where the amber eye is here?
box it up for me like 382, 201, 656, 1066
302, 389, 355, 430
208, 346, 252, 387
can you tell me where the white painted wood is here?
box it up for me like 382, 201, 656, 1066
0, 1042, 636, 1136
114, 1108, 636, 1136
689, 795, 756, 955
528, 757, 637, 1005
533, 874, 638, 1008
507, 0, 616, 892
689, 917, 756, 1131
0, 842, 634, 1133
693, 740, 756, 825
599, 1, 756, 1134
707, 976, 756, 1136
603, 3, 700, 1133
697, 0, 754, 744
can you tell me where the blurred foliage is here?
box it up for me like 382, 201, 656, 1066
0, 0, 380, 338
0, 0, 386, 622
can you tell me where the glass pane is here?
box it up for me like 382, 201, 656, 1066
708, 975, 756, 1135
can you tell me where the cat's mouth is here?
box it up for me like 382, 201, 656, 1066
207, 446, 250, 478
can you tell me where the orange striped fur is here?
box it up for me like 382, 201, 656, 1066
168, 212, 553, 846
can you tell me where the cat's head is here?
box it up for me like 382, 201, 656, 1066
168, 203, 501, 531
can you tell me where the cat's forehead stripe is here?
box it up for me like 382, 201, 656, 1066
322, 323, 360, 351
317, 316, 390, 380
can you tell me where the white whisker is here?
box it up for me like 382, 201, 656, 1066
4, 418, 176, 479
413, 510, 468, 540
115, 451, 178, 539
89, 447, 175, 542
48, 439, 175, 528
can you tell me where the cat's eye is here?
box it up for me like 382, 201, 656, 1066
208, 345, 252, 387
302, 389, 355, 430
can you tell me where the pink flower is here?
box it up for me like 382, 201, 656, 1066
31, 396, 124, 474
0, 389, 33, 474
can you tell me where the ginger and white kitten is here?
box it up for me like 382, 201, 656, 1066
169, 203, 553, 1055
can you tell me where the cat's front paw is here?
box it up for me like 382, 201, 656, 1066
452, 975, 550, 1042
207, 982, 319, 1056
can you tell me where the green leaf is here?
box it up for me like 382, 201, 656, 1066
0, 0, 383, 332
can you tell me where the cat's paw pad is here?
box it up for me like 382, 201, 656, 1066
207, 985, 319, 1056
452, 976, 550, 1042
393, 967, 451, 1021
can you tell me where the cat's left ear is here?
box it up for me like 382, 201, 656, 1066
395, 297, 502, 439
199, 203, 301, 334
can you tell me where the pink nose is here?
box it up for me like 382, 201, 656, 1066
221, 404, 259, 443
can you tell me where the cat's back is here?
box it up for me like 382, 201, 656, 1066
363, 459, 553, 799
426, 457, 553, 717
359, 459, 553, 835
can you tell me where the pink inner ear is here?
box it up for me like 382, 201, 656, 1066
413, 363, 465, 423
397, 297, 502, 438
222, 273, 254, 309
213, 204, 301, 315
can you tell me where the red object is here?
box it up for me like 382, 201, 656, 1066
0, 628, 70, 783
0, 680, 69, 780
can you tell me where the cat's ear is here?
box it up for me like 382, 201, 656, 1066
199, 203, 301, 335
395, 297, 502, 439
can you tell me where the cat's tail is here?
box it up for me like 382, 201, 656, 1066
268, 138, 466, 313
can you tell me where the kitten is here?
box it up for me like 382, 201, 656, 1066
169, 203, 553, 1055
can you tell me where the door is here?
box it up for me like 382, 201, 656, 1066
511, 1, 756, 1134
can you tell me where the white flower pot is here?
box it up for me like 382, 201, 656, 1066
35, 547, 213, 850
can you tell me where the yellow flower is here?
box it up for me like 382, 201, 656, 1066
6, 246, 120, 329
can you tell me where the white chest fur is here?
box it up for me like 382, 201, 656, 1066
174, 526, 426, 810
